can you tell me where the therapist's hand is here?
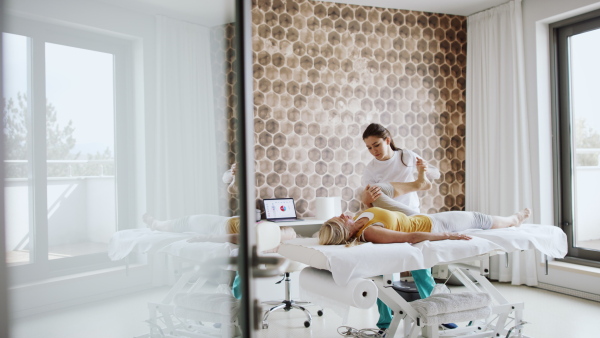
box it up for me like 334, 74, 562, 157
362, 184, 382, 206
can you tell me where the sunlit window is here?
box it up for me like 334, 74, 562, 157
2, 21, 131, 280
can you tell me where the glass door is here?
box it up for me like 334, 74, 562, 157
2, 0, 259, 337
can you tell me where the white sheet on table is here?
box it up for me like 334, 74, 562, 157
108, 228, 192, 261
414, 236, 502, 268
185, 214, 231, 234
280, 238, 425, 286
158, 240, 238, 264
279, 225, 567, 287
108, 215, 232, 261
461, 224, 567, 258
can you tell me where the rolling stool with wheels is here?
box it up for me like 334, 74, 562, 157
261, 261, 323, 329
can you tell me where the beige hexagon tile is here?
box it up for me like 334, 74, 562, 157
250, 0, 466, 217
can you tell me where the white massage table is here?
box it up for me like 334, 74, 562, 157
109, 220, 282, 338
277, 225, 568, 338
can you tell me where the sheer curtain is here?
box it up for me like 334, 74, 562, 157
152, 15, 220, 218
466, 0, 537, 285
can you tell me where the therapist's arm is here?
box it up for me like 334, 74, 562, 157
363, 226, 471, 244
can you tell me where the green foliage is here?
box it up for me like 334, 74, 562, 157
2, 93, 29, 178
575, 118, 600, 166
3, 92, 114, 178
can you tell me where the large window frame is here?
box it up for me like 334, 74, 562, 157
3, 16, 136, 283
551, 10, 600, 265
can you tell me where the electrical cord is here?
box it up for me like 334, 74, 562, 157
337, 326, 387, 337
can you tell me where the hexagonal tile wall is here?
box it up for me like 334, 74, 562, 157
212, 23, 239, 216
251, 0, 466, 217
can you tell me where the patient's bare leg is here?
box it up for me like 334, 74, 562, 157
142, 213, 176, 232
389, 170, 431, 198
371, 183, 421, 216
490, 208, 531, 229
384, 164, 431, 198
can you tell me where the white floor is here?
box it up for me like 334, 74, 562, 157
9, 282, 600, 338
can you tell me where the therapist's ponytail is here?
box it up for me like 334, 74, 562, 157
362, 123, 408, 167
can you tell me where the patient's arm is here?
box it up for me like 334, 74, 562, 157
363, 226, 471, 244
187, 234, 239, 244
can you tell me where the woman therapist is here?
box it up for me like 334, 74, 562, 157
361, 123, 441, 211
360, 123, 456, 332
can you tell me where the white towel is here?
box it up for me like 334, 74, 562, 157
108, 228, 190, 260
419, 306, 492, 325
410, 292, 491, 316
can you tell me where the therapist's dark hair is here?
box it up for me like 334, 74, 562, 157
362, 123, 408, 167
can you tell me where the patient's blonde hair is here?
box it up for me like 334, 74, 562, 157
318, 217, 360, 247
226, 217, 240, 234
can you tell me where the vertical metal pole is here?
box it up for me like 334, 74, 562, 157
235, 0, 257, 336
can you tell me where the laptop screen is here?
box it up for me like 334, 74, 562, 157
263, 198, 297, 221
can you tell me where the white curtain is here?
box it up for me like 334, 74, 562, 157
466, 0, 537, 285
153, 15, 220, 218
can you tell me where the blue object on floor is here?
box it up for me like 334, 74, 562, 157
441, 323, 458, 329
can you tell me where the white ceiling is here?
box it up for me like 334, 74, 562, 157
96, 0, 235, 27
96, 0, 506, 26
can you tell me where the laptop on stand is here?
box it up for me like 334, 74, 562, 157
263, 198, 304, 222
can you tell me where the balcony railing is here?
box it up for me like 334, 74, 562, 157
5, 159, 116, 264
4, 159, 114, 179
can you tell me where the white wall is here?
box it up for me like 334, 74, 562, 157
522, 0, 600, 294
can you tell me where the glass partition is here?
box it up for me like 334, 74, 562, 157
2, 0, 251, 336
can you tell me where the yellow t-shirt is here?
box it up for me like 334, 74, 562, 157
353, 207, 432, 240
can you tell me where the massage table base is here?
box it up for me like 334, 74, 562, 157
134, 269, 240, 338
375, 256, 529, 338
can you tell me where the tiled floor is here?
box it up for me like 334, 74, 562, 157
256, 283, 600, 338
9, 282, 600, 338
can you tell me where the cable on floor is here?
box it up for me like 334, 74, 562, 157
337, 325, 386, 337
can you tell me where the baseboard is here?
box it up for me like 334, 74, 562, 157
536, 282, 600, 303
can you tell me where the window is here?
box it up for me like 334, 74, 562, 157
2, 17, 134, 281
552, 11, 600, 263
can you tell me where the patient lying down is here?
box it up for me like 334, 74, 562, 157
142, 213, 296, 249
319, 164, 530, 247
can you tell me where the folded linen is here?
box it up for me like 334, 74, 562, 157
410, 292, 491, 316
419, 306, 492, 326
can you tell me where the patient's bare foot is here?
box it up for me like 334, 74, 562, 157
415, 160, 432, 191
142, 213, 156, 230
514, 208, 531, 227
490, 208, 531, 229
